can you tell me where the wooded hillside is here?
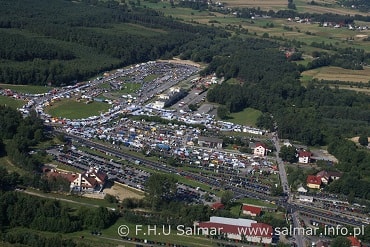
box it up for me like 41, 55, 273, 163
0, 0, 226, 85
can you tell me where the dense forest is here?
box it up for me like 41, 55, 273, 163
198, 32, 370, 198
0, 0, 370, 246
0, 105, 118, 246
0, 0, 228, 85
0, 192, 117, 233
0, 106, 44, 171
338, 0, 370, 11
203, 37, 370, 142
0, 0, 369, 85
326, 138, 370, 199
0, 106, 73, 192
0, 191, 117, 247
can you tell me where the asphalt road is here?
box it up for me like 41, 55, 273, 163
54, 129, 368, 247
273, 132, 305, 247
56, 130, 276, 202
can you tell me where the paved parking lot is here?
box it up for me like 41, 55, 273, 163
47, 146, 217, 204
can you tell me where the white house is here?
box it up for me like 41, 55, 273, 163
44, 167, 107, 193
70, 167, 107, 192
254, 142, 268, 157
298, 150, 312, 164
297, 186, 308, 193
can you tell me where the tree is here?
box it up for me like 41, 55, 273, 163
288, 0, 296, 9
145, 173, 178, 210
359, 135, 369, 146
347, 191, 355, 204
0, 138, 5, 157
220, 190, 234, 208
56, 133, 66, 143
217, 105, 229, 120
256, 113, 274, 132
331, 236, 351, 247
104, 193, 118, 204
167, 157, 180, 167
362, 225, 370, 243
271, 185, 284, 196
279, 146, 297, 163
188, 103, 198, 111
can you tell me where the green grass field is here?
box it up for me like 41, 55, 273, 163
101, 219, 216, 247
98, 82, 111, 89
142, 1, 216, 21
45, 99, 111, 119
143, 74, 159, 83
0, 95, 25, 109
189, 12, 370, 53
228, 107, 262, 127
25, 188, 117, 208
237, 197, 275, 207
3, 227, 118, 247
301, 66, 370, 83
54, 162, 82, 173
116, 82, 142, 95
0, 84, 53, 94
0, 156, 27, 175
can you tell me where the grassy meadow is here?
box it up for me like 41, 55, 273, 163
0, 84, 53, 94
220, 0, 288, 10
221, 0, 369, 16
45, 99, 111, 119
100, 219, 216, 247
301, 66, 370, 83
228, 107, 262, 127
0, 95, 25, 109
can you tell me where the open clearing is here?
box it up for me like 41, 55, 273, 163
45, 98, 111, 119
102, 219, 213, 247
301, 66, 370, 83
103, 182, 144, 201
221, 0, 367, 15
222, 0, 287, 9
228, 107, 262, 127
350, 136, 370, 144
0, 95, 25, 109
0, 84, 53, 94
330, 85, 370, 95
0, 157, 27, 175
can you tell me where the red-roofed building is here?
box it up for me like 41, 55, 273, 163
70, 167, 107, 192
44, 166, 107, 192
347, 236, 361, 247
316, 170, 343, 185
254, 142, 268, 157
306, 175, 322, 189
44, 168, 78, 184
242, 204, 262, 217
211, 202, 225, 210
298, 150, 312, 164
197, 217, 272, 244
